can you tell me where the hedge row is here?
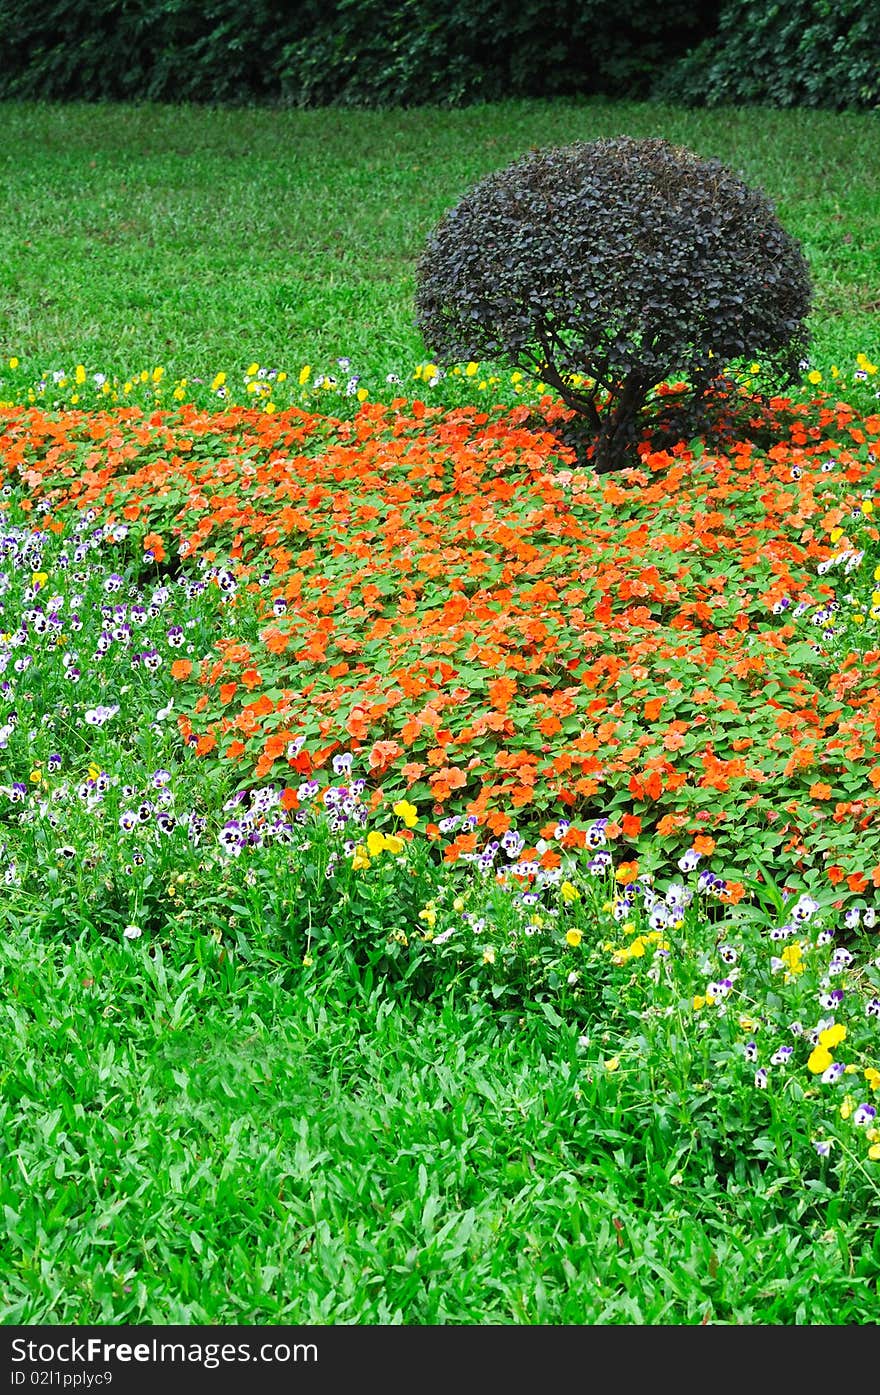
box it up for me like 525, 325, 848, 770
656, 0, 880, 111
0, 0, 716, 105
0, 0, 875, 109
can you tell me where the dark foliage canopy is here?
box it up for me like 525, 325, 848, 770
415, 138, 813, 471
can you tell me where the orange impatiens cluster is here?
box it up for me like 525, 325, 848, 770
2, 389, 880, 881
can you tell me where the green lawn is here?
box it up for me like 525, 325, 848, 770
0, 99, 877, 387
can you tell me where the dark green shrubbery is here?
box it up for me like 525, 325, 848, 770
0, 0, 718, 105
658, 0, 880, 111
415, 138, 813, 473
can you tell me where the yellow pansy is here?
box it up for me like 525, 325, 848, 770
351, 846, 370, 870
560, 880, 580, 902
565, 929, 583, 948
820, 1024, 847, 1049
366, 830, 385, 858
808, 1045, 834, 1075
392, 799, 418, 828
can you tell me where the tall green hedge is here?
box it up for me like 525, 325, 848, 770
658, 0, 880, 110
0, 0, 717, 105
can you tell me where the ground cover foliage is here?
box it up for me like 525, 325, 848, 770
2, 100, 880, 1324
4, 379, 880, 1322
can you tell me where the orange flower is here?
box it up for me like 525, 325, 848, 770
142, 531, 165, 563
170, 659, 192, 680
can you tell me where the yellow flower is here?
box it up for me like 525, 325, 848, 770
418, 903, 437, 928
383, 834, 405, 856
211, 372, 226, 391
357, 387, 369, 402
298, 365, 311, 385
863, 500, 875, 515
151, 366, 164, 383
31, 571, 48, 588
392, 798, 418, 828
864, 1067, 880, 1092
75, 364, 86, 384
351, 846, 370, 870
366, 830, 385, 858
749, 362, 761, 374
560, 880, 580, 902
87, 763, 101, 781
869, 1144, 880, 1161
465, 361, 479, 376
453, 896, 465, 913
628, 937, 646, 958
302, 953, 313, 967
246, 362, 259, 376
820, 1024, 847, 1049
693, 995, 706, 1011
738, 1015, 757, 1030
807, 370, 822, 385
510, 371, 523, 384
840, 1095, 855, 1120
781, 942, 805, 977
264, 402, 276, 414
8, 356, 18, 369
28, 770, 41, 784
603, 1057, 620, 1072
482, 946, 496, 965
831, 364, 839, 377
808, 1045, 834, 1075
423, 363, 438, 380
830, 527, 844, 542
565, 928, 583, 948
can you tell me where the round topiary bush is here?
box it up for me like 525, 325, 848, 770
415, 137, 813, 473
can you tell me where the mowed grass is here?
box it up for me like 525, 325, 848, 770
2, 99, 880, 1327
0, 99, 877, 384
5, 928, 879, 1326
